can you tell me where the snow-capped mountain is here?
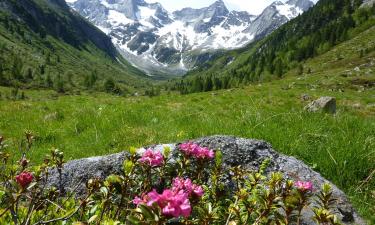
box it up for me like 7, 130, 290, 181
68, 0, 318, 76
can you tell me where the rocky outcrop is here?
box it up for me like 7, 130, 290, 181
47, 135, 364, 225
305, 96, 337, 114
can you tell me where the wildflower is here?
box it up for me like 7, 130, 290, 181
16, 171, 33, 188
133, 188, 192, 218
132, 196, 144, 205
295, 181, 313, 192
179, 142, 215, 160
172, 177, 204, 198
138, 149, 164, 167
159, 189, 191, 218
192, 184, 204, 197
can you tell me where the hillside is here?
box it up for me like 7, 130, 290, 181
172, 0, 375, 93
0, 0, 148, 93
0, 17, 374, 222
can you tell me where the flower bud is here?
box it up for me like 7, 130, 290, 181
16, 171, 33, 188
19, 158, 29, 167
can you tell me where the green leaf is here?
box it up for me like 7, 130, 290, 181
89, 205, 98, 215
163, 146, 171, 158
215, 150, 223, 167
127, 215, 141, 225
100, 187, 108, 198
129, 147, 138, 155
88, 215, 98, 223
139, 204, 156, 221
123, 160, 134, 175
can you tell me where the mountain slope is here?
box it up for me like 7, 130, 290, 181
173, 0, 375, 93
0, 0, 147, 92
69, 0, 317, 76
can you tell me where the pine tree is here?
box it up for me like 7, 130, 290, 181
45, 74, 53, 88
66, 71, 75, 87
274, 58, 284, 78
39, 64, 45, 75
104, 78, 115, 93
11, 56, 23, 80
0, 57, 5, 85
55, 74, 64, 93
297, 64, 304, 75
25, 68, 33, 80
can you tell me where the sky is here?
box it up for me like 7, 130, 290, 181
145, 0, 278, 15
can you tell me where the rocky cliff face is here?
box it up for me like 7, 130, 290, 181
47, 135, 364, 225
68, 0, 318, 76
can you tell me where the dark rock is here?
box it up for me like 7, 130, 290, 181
301, 93, 311, 101
46, 135, 364, 225
304, 96, 337, 114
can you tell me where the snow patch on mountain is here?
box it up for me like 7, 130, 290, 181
108, 10, 134, 25
276, 3, 303, 19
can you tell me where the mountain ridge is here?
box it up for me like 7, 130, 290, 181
69, 0, 318, 77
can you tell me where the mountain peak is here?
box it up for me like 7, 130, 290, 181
208, 0, 228, 11
69, 0, 319, 76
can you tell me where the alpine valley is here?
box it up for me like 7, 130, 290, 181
68, 0, 318, 76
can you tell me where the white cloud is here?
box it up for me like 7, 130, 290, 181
145, 0, 280, 15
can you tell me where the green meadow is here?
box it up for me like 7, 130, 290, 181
0, 24, 374, 223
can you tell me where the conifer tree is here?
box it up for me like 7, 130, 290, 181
11, 56, 23, 80
45, 74, 53, 88
104, 78, 115, 93
55, 74, 64, 93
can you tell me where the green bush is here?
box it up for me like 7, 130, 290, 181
0, 133, 343, 224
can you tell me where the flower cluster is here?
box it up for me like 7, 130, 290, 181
179, 142, 215, 160
133, 177, 204, 218
172, 177, 204, 198
133, 189, 191, 218
295, 181, 313, 192
15, 171, 33, 188
138, 149, 164, 167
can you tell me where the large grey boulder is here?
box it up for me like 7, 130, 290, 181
47, 135, 364, 225
305, 96, 337, 114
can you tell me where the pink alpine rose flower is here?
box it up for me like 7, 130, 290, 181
133, 188, 192, 218
192, 184, 204, 197
138, 149, 164, 167
172, 177, 204, 198
179, 142, 215, 160
295, 181, 313, 192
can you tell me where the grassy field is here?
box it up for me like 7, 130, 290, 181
0, 28, 374, 222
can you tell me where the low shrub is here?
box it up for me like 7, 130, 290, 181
0, 133, 342, 224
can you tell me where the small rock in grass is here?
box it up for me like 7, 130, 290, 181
301, 93, 311, 101
352, 103, 362, 109
304, 96, 336, 114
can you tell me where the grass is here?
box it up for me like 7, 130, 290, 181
0, 26, 374, 224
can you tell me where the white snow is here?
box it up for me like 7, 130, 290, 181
276, 3, 303, 20
100, 0, 110, 8
108, 10, 134, 25
138, 6, 156, 20
65, 0, 78, 3
97, 25, 110, 34
203, 17, 211, 23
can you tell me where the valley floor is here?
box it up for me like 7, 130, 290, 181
0, 25, 374, 223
